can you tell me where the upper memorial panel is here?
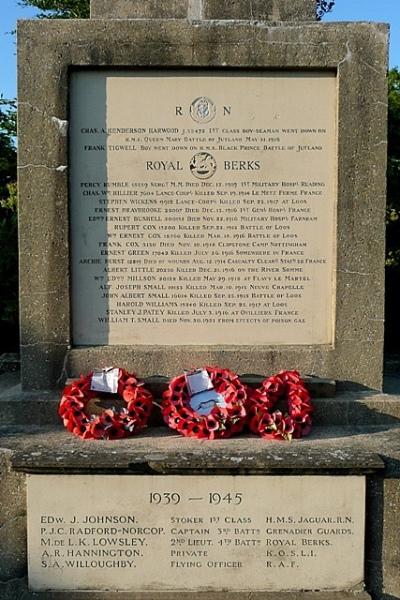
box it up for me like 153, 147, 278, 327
70, 70, 337, 347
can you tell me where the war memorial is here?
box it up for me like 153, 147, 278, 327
0, 0, 399, 598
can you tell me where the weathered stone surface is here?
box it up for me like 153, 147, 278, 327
365, 475, 400, 600
17, 20, 388, 391
0, 517, 26, 581
0, 451, 26, 582
91, 0, 188, 19
381, 479, 400, 597
0, 578, 29, 600
90, 0, 317, 21
3, 426, 385, 474
0, 425, 399, 598
0, 584, 375, 600
0, 370, 19, 394
0, 395, 55, 428
203, 0, 316, 21
0, 354, 19, 377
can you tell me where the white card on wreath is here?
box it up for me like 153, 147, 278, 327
185, 369, 226, 416
185, 369, 214, 395
90, 368, 119, 394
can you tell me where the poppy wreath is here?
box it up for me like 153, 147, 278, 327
247, 370, 313, 441
162, 367, 248, 439
59, 369, 153, 440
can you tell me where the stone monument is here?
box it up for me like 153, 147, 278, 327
0, 1, 399, 599
18, 0, 387, 392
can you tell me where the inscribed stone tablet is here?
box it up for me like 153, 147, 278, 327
28, 475, 364, 592
70, 71, 337, 346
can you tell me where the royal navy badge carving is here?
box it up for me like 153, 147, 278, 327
190, 96, 216, 123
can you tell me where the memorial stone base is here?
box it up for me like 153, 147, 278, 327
0, 372, 400, 600
7, 0, 397, 598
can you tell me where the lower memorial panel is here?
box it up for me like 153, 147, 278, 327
27, 474, 365, 592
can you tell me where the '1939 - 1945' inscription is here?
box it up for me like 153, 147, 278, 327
28, 475, 365, 592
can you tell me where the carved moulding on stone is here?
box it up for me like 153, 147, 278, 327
17, 20, 388, 391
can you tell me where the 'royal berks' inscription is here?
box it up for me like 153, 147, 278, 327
70, 72, 337, 345
28, 475, 364, 592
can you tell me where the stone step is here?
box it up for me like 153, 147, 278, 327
0, 374, 399, 428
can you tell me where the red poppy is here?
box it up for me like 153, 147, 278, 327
247, 370, 313, 441
59, 369, 153, 440
162, 367, 248, 439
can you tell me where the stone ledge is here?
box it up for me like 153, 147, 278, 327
0, 426, 389, 475
0, 579, 374, 600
